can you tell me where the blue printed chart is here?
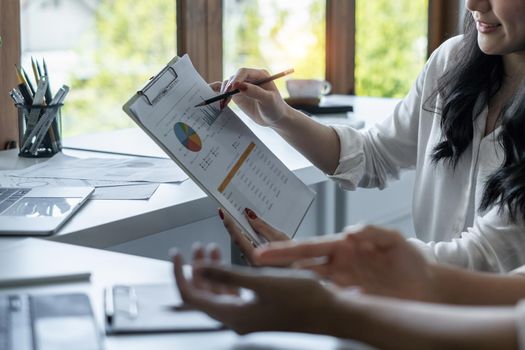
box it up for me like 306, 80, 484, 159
174, 122, 202, 152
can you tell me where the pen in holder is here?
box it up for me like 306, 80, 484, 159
10, 58, 69, 158
18, 103, 63, 158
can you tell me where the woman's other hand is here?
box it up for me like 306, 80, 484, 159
210, 68, 291, 127
219, 207, 290, 266
254, 226, 437, 302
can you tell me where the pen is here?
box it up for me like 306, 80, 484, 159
16, 65, 34, 100
104, 287, 114, 324
31, 57, 40, 83
194, 68, 294, 107
0, 272, 91, 288
14, 64, 25, 85
42, 58, 60, 150
36, 59, 44, 80
21, 67, 35, 96
17, 83, 33, 106
42, 58, 53, 104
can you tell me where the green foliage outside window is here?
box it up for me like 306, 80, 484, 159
223, 0, 325, 93
355, 0, 428, 97
63, 0, 427, 137
64, 0, 176, 137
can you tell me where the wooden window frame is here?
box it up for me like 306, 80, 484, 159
0, 0, 458, 148
326, 0, 356, 95
176, 0, 222, 83
0, 1, 21, 149
427, 0, 461, 56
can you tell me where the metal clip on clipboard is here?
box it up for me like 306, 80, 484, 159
138, 65, 178, 106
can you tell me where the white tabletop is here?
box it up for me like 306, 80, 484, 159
0, 238, 372, 350
1, 96, 399, 249
0, 95, 397, 349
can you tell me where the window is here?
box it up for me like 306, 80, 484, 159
355, 0, 428, 97
20, 0, 176, 137
3, 1, 457, 146
223, 0, 325, 93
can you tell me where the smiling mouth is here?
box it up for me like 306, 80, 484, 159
476, 21, 502, 33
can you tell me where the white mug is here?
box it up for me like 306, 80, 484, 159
286, 79, 332, 98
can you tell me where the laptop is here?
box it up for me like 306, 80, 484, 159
0, 186, 94, 236
0, 293, 103, 350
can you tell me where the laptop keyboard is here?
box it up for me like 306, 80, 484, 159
0, 188, 31, 214
0, 293, 101, 350
0, 296, 9, 350
0, 295, 34, 350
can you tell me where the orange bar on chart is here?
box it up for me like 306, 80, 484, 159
218, 142, 255, 193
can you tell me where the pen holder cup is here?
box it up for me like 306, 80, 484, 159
17, 103, 63, 158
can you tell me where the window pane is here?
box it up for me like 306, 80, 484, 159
223, 0, 325, 93
20, 0, 176, 137
355, 0, 428, 97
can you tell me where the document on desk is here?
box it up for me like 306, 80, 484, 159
0, 170, 160, 200
12, 153, 187, 183
123, 55, 315, 245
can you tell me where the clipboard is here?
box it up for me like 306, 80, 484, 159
104, 283, 223, 334
123, 55, 315, 247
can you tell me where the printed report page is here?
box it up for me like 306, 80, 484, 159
126, 55, 315, 244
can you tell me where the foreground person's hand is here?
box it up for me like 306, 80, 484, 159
173, 253, 336, 335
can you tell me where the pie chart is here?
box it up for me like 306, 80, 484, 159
174, 122, 202, 152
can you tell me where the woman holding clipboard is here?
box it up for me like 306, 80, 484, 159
207, 0, 525, 274
171, 1, 525, 347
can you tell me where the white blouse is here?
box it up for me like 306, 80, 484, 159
329, 35, 525, 273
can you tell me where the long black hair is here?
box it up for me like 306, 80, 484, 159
430, 13, 525, 222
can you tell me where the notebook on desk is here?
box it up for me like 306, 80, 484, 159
105, 283, 223, 334
0, 186, 93, 236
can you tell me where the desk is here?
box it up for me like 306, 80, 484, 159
0, 95, 404, 349
2, 96, 411, 261
0, 239, 373, 350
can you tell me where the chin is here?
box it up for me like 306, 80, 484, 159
477, 38, 504, 56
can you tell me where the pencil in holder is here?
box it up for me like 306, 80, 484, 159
17, 103, 63, 158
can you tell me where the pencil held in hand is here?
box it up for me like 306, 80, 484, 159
194, 68, 294, 107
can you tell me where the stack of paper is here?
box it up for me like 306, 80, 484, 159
1, 153, 188, 200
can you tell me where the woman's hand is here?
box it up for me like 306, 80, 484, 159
209, 68, 291, 127
254, 226, 438, 302
173, 253, 336, 335
219, 208, 290, 266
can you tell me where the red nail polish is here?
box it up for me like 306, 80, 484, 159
244, 208, 257, 220
218, 208, 224, 220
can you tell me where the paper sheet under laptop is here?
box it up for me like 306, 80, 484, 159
123, 55, 315, 245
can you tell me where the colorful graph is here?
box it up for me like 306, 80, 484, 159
174, 122, 202, 152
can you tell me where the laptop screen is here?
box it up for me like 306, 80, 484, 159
1, 197, 84, 218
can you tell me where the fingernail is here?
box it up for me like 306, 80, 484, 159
238, 82, 248, 91
206, 242, 220, 254
244, 208, 257, 220
169, 247, 179, 259
218, 208, 225, 220
192, 242, 203, 252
